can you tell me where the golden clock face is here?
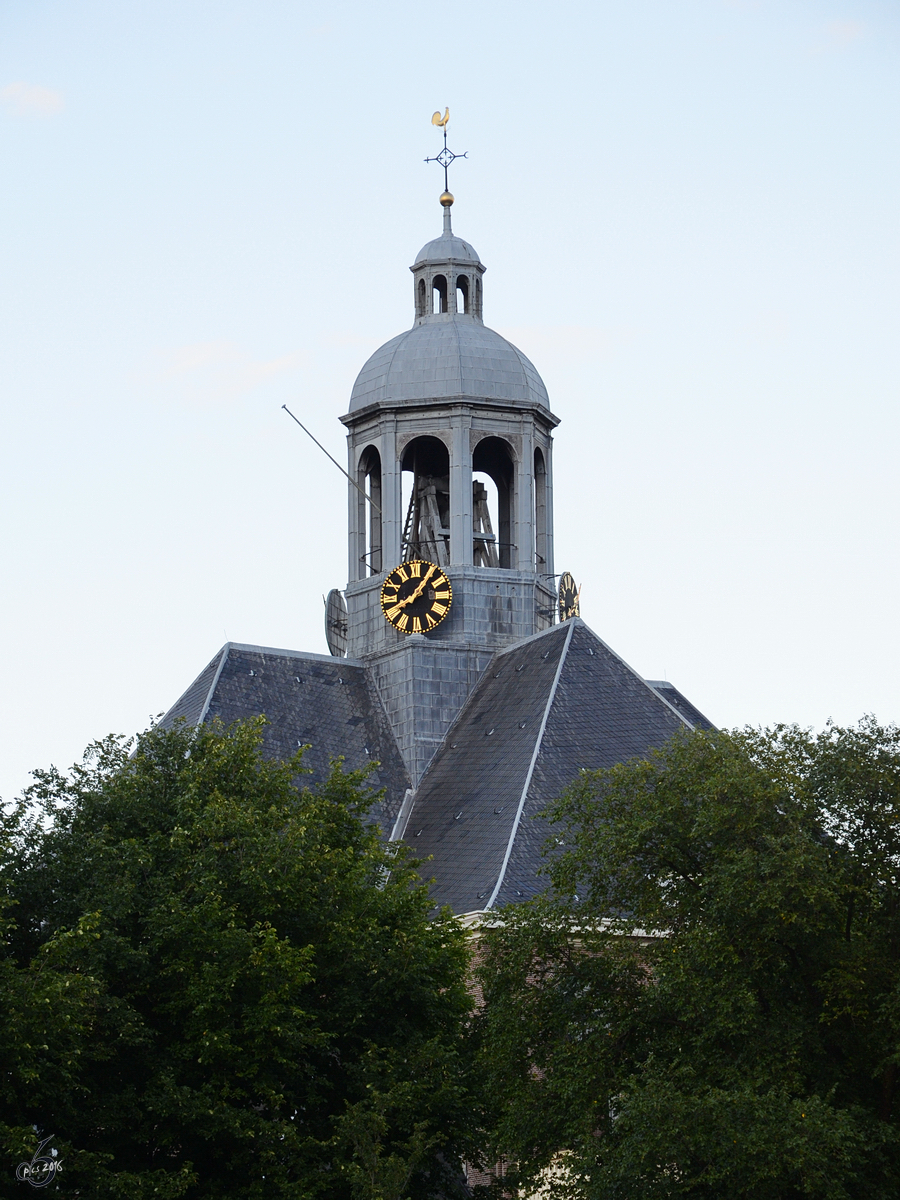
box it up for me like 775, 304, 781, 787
558, 571, 580, 622
380, 560, 452, 635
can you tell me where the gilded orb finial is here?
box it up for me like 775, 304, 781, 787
440, 191, 454, 207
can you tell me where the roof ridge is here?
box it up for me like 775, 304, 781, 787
495, 620, 570, 658
405, 627, 569, 817
157, 643, 230, 730
570, 620, 697, 732
485, 619, 576, 910
197, 644, 230, 725
227, 642, 364, 666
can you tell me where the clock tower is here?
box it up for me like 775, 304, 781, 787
160, 116, 714, 919
339, 191, 559, 784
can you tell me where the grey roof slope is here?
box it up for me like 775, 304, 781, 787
348, 315, 551, 413
159, 643, 411, 835
646, 681, 714, 730
404, 620, 701, 915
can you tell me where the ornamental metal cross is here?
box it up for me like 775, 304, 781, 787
424, 108, 467, 192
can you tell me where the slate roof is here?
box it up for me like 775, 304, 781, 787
645, 680, 714, 730
159, 631, 714, 915
403, 620, 703, 915
159, 643, 411, 836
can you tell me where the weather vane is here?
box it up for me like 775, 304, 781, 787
424, 108, 467, 200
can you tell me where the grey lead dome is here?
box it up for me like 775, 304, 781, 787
348, 315, 551, 412
349, 210, 551, 413
414, 232, 481, 265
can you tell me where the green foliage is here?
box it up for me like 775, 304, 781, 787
0, 718, 474, 1199
474, 719, 900, 1199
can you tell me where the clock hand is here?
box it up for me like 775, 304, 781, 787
395, 565, 436, 609
412, 564, 437, 601
414, 564, 436, 592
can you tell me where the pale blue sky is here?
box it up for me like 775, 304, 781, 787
1, 0, 898, 800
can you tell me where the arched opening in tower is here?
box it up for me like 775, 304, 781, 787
357, 445, 382, 576
432, 274, 448, 314
473, 437, 514, 569
400, 436, 450, 566
456, 274, 469, 315
534, 447, 548, 570
472, 471, 499, 567
416, 277, 427, 318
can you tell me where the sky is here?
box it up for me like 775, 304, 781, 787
1, 0, 899, 801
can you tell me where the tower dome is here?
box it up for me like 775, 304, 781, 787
348, 205, 550, 414
413, 231, 481, 265
348, 321, 550, 412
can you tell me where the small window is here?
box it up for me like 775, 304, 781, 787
417, 277, 427, 317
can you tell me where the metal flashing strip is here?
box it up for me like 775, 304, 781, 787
389, 788, 416, 842
640, 681, 696, 731
155, 643, 230, 731
485, 619, 576, 910
196, 644, 231, 726
227, 642, 364, 667
644, 681, 710, 731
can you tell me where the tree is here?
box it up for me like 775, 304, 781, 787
0, 718, 475, 1199
474, 719, 900, 1199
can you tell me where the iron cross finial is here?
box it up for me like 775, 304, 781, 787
425, 108, 468, 197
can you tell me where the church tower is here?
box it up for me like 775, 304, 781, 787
159, 116, 714, 915
340, 190, 559, 783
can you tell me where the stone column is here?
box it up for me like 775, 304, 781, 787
543, 432, 556, 578
516, 421, 535, 573
380, 417, 401, 568
449, 410, 473, 566
347, 433, 362, 582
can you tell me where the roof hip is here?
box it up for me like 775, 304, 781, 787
485, 620, 576, 910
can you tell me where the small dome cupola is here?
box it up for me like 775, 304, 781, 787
411, 193, 486, 323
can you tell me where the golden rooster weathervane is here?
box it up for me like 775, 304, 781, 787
424, 108, 467, 204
